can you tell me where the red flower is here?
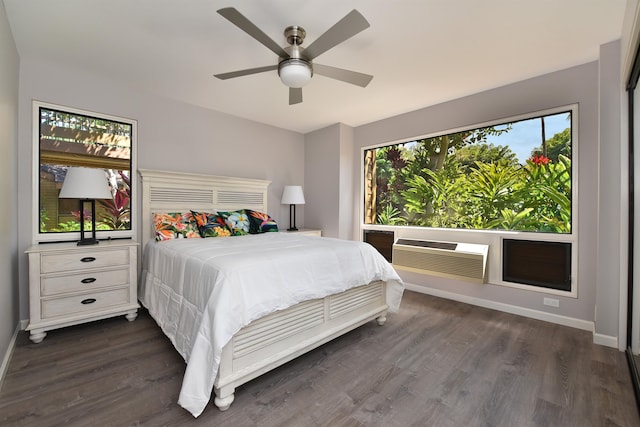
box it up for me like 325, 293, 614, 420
530, 154, 549, 165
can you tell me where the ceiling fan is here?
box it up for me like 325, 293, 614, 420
214, 7, 373, 105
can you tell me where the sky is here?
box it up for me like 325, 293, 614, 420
486, 112, 571, 163
397, 111, 571, 164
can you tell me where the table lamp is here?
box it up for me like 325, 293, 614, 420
59, 167, 112, 245
281, 185, 305, 231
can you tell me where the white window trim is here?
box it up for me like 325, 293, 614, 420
32, 100, 138, 243
360, 103, 579, 298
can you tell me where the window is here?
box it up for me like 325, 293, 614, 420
34, 101, 136, 242
363, 107, 574, 234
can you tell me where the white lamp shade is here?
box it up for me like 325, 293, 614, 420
281, 185, 305, 205
59, 167, 112, 200
278, 59, 312, 88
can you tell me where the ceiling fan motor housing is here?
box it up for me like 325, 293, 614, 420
285, 25, 306, 46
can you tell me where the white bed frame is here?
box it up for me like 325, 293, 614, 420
138, 169, 388, 411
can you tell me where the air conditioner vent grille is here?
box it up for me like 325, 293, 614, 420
392, 239, 488, 284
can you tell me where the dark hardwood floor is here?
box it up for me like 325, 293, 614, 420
1, 291, 639, 426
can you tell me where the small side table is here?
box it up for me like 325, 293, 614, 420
25, 240, 139, 343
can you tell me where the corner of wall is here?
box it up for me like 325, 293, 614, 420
596, 39, 624, 342
0, 0, 21, 391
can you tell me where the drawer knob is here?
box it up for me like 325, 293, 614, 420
81, 298, 97, 305
80, 257, 96, 263
81, 277, 96, 284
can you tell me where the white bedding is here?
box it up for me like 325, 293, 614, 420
139, 232, 404, 417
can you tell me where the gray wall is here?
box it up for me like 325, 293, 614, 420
304, 123, 356, 239
305, 124, 340, 236
0, 0, 19, 378
16, 59, 304, 321
344, 49, 628, 344
338, 124, 356, 241
597, 40, 624, 343
350, 62, 605, 330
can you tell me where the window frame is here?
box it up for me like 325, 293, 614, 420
360, 104, 579, 298
32, 100, 138, 243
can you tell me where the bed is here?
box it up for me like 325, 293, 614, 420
138, 169, 404, 417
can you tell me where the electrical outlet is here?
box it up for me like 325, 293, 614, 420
543, 297, 559, 308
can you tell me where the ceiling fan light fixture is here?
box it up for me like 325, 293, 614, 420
278, 58, 312, 88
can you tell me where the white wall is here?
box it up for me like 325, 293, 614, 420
304, 123, 356, 239
0, 0, 19, 380
16, 59, 304, 321
338, 124, 356, 240
597, 40, 624, 345
349, 62, 603, 330
305, 124, 340, 236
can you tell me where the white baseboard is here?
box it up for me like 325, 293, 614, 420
404, 283, 616, 348
593, 332, 619, 348
0, 324, 20, 391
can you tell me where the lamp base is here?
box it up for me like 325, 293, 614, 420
288, 204, 299, 232
77, 199, 99, 246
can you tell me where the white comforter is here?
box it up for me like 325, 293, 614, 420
140, 232, 404, 417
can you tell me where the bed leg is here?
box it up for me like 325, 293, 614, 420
214, 388, 235, 411
376, 312, 387, 326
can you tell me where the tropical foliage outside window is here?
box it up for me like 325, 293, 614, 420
363, 109, 573, 233
39, 106, 133, 235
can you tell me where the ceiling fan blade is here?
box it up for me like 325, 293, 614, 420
214, 65, 278, 80
217, 8, 289, 58
303, 9, 370, 60
289, 87, 303, 105
313, 63, 373, 87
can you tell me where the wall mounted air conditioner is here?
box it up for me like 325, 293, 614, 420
392, 239, 489, 284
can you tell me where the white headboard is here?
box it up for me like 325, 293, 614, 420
138, 169, 271, 248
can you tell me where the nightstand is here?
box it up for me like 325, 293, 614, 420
25, 240, 139, 343
284, 228, 322, 237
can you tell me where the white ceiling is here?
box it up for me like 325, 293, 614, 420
3, 0, 628, 134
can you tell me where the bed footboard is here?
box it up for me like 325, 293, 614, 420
213, 280, 387, 410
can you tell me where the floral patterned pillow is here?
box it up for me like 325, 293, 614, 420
153, 212, 201, 241
246, 209, 278, 234
191, 211, 231, 238
217, 210, 250, 236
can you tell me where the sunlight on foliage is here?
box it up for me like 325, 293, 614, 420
365, 111, 572, 233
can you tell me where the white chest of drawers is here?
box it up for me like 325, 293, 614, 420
25, 240, 139, 343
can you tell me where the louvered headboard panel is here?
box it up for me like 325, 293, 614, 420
139, 169, 271, 247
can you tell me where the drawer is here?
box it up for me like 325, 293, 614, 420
41, 249, 130, 273
41, 268, 129, 296
41, 287, 130, 319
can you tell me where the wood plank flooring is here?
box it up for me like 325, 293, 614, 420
1, 291, 639, 426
